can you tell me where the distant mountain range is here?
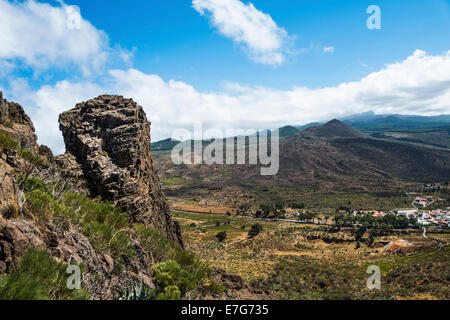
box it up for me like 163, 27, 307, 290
152, 113, 450, 151
296, 113, 450, 133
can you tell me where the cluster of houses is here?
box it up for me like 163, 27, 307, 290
351, 208, 450, 228
410, 209, 450, 227
413, 196, 433, 207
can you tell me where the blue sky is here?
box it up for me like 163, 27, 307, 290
0, 0, 449, 153
60, 0, 450, 90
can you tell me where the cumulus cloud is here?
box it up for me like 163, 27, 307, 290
0, 0, 128, 75
14, 50, 450, 155
192, 0, 293, 65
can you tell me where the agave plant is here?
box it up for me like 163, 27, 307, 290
114, 280, 159, 300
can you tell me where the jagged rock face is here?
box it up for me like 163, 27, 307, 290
0, 92, 39, 210
58, 95, 183, 247
0, 91, 38, 151
0, 216, 45, 274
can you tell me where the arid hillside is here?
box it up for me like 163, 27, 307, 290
152, 120, 450, 206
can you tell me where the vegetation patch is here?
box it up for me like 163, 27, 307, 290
0, 248, 89, 300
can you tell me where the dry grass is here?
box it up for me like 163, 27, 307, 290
173, 210, 450, 299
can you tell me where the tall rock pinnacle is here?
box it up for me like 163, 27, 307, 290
58, 95, 183, 247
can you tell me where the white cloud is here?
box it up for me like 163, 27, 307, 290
192, 0, 293, 65
323, 46, 334, 53
15, 50, 450, 155
0, 0, 127, 75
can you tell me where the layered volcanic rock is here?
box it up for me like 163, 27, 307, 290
58, 95, 183, 247
0, 91, 38, 152
0, 92, 39, 210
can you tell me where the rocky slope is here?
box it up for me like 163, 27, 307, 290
0, 92, 184, 299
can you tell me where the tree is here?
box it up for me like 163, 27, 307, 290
274, 208, 286, 220
248, 224, 263, 238
237, 203, 251, 216
367, 234, 375, 247
216, 231, 227, 242
259, 203, 273, 218
353, 226, 366, 242
255, 209, 263, 218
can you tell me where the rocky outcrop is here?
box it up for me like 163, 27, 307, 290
0, 92, 38, 152
0, 92, 38, 211
58, 95, 183, 247
0, 92, 183, 299
0, 216, 45, 274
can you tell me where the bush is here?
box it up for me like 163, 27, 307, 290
20, 149, 43, 167
248, 224, 263, 238
0, 248, 89, 300
18, 176, 49, 193
216, 231, 227, 242
153, 260, 197, 297
157, 285, 181, 300
21, 178, 134, 269
0, 130, 19, 151
25, 189, 54, 222
0, 131, 42, 167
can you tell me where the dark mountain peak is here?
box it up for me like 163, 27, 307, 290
324, 119, 343, 126
302, 118, 365, 139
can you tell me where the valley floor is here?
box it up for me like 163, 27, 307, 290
172, 210, 450, 300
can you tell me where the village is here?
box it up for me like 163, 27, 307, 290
349, 208, 450, 228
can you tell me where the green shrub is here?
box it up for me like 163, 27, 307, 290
83, 221, 135, 268
153, 260, 198, 296
19, 149, 43, 167
0, 130, 19, 151
248, 224, 263, 238
0, 131, 42, 168
18, 176, 49, 193
216, 231, 227, 242
157, 285, 181, 300
25, 189, 54, 222
0, 248, 89, 300
20, 178, 134, 269
134, 224, 222, 298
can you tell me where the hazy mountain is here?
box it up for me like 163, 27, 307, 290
278, 125, 300, 137
343, 114, 450, 132
151, 138, 180, 151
